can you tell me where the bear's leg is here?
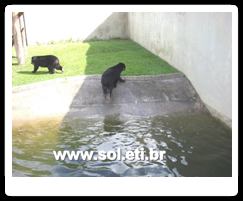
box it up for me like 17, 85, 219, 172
113, 80, 118, 88
32, 65, 39, 73
102, 85, 108, 99
109, 88, 113, 98
118, 77, 125, 82
48, 66, 55, 74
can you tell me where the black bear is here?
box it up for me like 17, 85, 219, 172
101, 62, 126, 100
31, 55, 64, 74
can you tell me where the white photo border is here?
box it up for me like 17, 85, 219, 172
5, 4, 238, 196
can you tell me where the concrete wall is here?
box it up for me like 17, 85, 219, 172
128, 12, 232, 126
25, 11, 128, 44
85, 12, 128, 40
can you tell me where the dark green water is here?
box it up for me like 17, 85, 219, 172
13, 112, 231, 177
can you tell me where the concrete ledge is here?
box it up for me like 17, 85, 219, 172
12, 73, 185, 93
12, 73, 207, 123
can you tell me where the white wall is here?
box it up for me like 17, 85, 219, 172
25, 11, 127, 44
128, 12, 232, 126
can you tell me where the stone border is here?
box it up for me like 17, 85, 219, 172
79, 73, 185, 80
12, 73, 184, 93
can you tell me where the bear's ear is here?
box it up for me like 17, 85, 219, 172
121, 63, 126, 70
118, 62, 125, 67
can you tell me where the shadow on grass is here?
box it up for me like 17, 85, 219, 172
83, 39, 179, 76
17, 71, 49, 75
83, 40, 131, 75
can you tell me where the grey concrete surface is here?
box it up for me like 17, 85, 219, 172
12, 73, 207, 123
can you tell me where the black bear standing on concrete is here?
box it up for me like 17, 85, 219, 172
101, 62, 126, 100
31, 55, 64, 74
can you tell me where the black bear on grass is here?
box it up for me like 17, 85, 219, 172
31, 55, 63, 74
101, 62, 126, 100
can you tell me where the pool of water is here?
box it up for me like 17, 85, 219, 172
12, 111, 232, 177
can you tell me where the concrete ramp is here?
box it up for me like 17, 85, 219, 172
12, 73, 206, 122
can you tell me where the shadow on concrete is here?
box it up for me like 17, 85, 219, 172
59, 73, 207, 123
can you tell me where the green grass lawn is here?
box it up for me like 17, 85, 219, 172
12, 39, 178, 86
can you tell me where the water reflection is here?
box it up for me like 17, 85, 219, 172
13, 112, 232, 177
103, 114, 124, 133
